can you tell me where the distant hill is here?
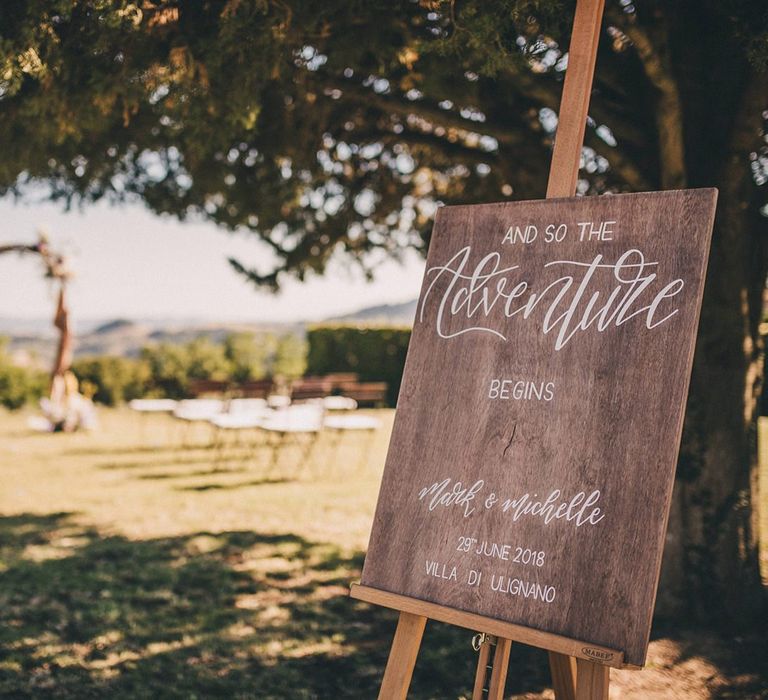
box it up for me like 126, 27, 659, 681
324, 299, 417, 326
3, 317, 303, 366
0, 317, 57, 337
93, 318, 135, 335
1, 299, 419, 366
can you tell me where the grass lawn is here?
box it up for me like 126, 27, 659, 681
0, 407, 765, 698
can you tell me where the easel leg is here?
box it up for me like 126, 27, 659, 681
472, 635, 511, 700
378, 612, 426, 700
487, 638, 512, 700
472, 637, 493, 699
575, 659, 609, 700
549, 651, 577, 700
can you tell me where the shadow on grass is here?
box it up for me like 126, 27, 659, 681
97, 456, 236, 471
66, 444, 217, 457
96, 447, 332, 486
3, 515, 760, 698
96, 444, 276, 474
136, 468, 250, 481
0, 512, 555, 699
177, 478, 292, 492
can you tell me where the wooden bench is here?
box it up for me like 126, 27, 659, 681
323, 373, 359, 392
188, 379, 230, 397
291, 377, 334, 401
338, 381, 388, 408
236, 378, 275, 399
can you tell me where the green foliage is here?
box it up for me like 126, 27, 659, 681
70, 333, 308, 404
71, 356, 150, 407
139, 344, 191, 400
180, 338, 232, 381
223, 331, 307, 381
2, 2, 765, 289
140, 338, 232, 400
0, 337, 47, 410
0, 365, 44, 410
223, 332, 273, 382
306, 326, 410, 406
273, 333, 308, 379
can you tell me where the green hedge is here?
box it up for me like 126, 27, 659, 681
72, 356, 150, 406
0, 362, 47, 410
306, 326, 411, 407
71, 333, 308, 405
0, 337, 48, 410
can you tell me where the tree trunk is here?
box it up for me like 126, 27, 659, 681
656, 71, 768, 625
51, 285, 74, 386
657, 201, 766, 625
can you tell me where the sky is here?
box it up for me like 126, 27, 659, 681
0, 195, 425, 326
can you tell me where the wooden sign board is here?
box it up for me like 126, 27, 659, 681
361, 189, 717, 668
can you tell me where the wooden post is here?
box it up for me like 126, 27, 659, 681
545, 3, 606, 694
487, 638, 512, 700
378, 612, 427, 700
549, 652, 578, 700
471, 638, 493, 699
471, 636, 512, 700
546, 0, 605, 199
576, 659, 610, 700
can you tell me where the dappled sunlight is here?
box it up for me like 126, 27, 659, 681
0, 512, 393, 696
0, 409, 765, 697
0, 1, 765, 695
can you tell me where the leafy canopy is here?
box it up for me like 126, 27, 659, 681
1, 1, 766, 288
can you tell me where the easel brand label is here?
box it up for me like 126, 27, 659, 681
581, 648, 615, 662
361, 190, 717, 667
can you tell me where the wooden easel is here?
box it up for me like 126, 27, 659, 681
351, 582, 624, 698
352, 0, 620, 697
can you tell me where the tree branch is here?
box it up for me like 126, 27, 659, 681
311, 65, 650, 193
605, 5, 686, 188
305, 73, 525, 147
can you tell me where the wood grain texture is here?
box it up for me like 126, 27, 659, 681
576, 658, 609, 700
361, 189, 717, 667
351, 584, 624, 668
549, 652, 578, 700
546, 0, 605, 198
377, 612, 426, 700
487, 638, 512, 699
471, 637, 494, 699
